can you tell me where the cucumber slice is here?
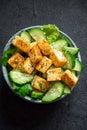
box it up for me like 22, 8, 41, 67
31, 90, 44, 99
51, 39, 68, 51
62, 36, 73, 46
64, 85, 71, 94
29, 28, 46, 41
63, 51, 75, 70
9, 69, 33, 84
20, 31, 31, 43
42, 81, 64, 102
73, 58, 83, 72
71, 70, 77, 76
63, 46, 79, 55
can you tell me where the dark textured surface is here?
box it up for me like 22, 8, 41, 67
0, 0, 87, 130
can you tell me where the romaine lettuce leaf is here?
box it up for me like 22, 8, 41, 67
0, 45, 17, 66
42, 24, 60, 43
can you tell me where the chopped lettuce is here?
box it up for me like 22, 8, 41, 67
0, 45, 17, 66
13, 83, 20, 91
42, 24, 60, 43
18, 83, 33, 96
47, 31, 59, 43
43, 24, 59, 35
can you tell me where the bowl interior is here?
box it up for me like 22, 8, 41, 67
2, 26, 82, 103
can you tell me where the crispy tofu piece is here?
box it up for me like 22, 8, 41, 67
37, 40, 52, 55
28, 44, 42, 64
36, 56, 52, 73
49, 49, 67, 67
22, 57, 34, 74
8, 52, 24, 69
12, 36, 30, 53
30, 41, 37, 49
47, 68, 62, 81
61, 70, 78, 87
32, 75, 48, 92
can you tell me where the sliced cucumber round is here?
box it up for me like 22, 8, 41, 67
73, 58, 83, 72
63, 51, 75, 70
20, 31, 31, 43
9, 69, 33, 84
51, 39, 68, 51
63, 46, 79, 55
42, 81, 64, 102
29, 28, 46, 41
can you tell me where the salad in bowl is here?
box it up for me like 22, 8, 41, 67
0, 24, 83, 103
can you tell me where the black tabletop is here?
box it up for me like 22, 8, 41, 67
0, 0, 87, 130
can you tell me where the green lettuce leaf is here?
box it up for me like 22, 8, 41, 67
42, 24, 60, 43
18, 83, 33, 96
0, 45, 17, 66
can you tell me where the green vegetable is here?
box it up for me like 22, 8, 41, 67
29, 28, 46, 41
47, 31, 60, 43
63, 51, 75, 70
18, 83, 33, 96
42, 81, 64, 102
64, 85, 71, 94
71, 70, 77, 76
63, 46, 79, 55
62, 36, 73, 46
31, 90, 44, 99
39, 83, 43, 88
43, 24, 59, 35
20, 31, 31, 43
51, 39, 68, 51
13, 83, 20, 91
0, 45, 16, 66
73, 58, 83, 72
42, 24, 60, 43
9, 69, 33, 84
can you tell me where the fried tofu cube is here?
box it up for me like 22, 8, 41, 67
8, 52, 24, 69
49, 49, 67, 67
61, 70, 78, 87
47, 68, 62, 81
30, 41, 37, 49
37, 40, 52, 55
32, 75, 48, 92
28, 44, 42, 64
12, 36, 30, 53
22, 57, 34, 74
36, 56, 52, 73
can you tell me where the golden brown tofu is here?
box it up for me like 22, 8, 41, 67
61, 70, 78, 87
49, 49, 67, 67
32, 75, 48, 92
22, 57, 34, 74
12, 36, 30, 53
37, 40, 52, 55
8, 52, 24, 69
36, 56, 52, 73
30, 41, 37, 49
28, 44, 42, 64
47, 68, 62, 81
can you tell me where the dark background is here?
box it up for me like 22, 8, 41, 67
0, 0, 87, 130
